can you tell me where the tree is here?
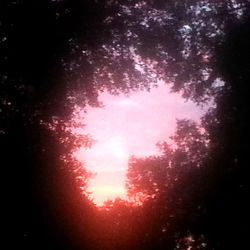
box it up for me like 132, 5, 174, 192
0, 1, 101, 248
197, 15, 250, 249
126, 119, 210, 249
1, 1, 249, 249
62, 0, 250, 103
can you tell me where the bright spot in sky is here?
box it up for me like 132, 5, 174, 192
73, 83, 206, 205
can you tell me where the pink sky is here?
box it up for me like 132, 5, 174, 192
73, 83, 206, 205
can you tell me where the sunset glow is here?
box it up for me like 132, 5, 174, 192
73, 83, 205, 205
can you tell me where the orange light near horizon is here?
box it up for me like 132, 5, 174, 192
88, 185, 127, 206
71, 83, 205, 206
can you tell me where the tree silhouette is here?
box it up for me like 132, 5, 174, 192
125, 11, 250, 249
197, 14, 250, 249
126, 119, 209, 249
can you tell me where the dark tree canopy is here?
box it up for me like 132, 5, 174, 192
1, 1, 249, 124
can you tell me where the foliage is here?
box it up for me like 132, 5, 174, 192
126, 119, 210, 246
1, 1, 249, 249
127, 119, 209, 199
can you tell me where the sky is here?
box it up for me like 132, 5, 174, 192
73, 83, 206, 205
